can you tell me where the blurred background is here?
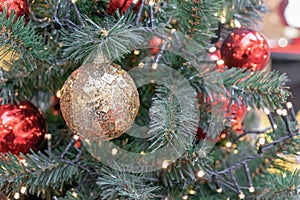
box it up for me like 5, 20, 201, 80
263, 0, 300, 111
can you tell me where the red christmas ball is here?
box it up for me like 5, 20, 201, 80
149, 36, 163, 55
221, 28, 270, 71
228, 101, 247, 134
0, 101, 46, 154
0, 0, 30, 21
107, 0, 140, 14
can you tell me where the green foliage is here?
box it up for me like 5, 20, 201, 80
0, 151, 86, 198
97, 166, 161, 200
220, 68, 290, 109
255, 170, 300, 200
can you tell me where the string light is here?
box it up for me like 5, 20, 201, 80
258, 137, 266, 145
140, 150, 145, 155
238, 192, 245, 199
249, 186, 255, 193
20, 186, 27, 194
73, 135, 80, 141
188, 189, 196, 195
226, 141, 232, 148
45, 133, 52, 140
197, 170, 205, 178
234, 149, 239, 154
263, 108, 270, 115
111, 148, 118, 155
162, 160, 169, 169
14, 192, 20, 200
287, 102, 293, 109
216, 188, 223, 193
182, 195, 188, 200
282, 109, 288, 116
209, 46, 217, 53
134, 50, 140, 55
276, 109, 283, 116
56, 90, 61, 98
72, 191, 78, 198
152, 63, 158, 69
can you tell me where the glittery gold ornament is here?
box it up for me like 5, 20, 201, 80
0, 50, 19, 71
60, 61, 140, 141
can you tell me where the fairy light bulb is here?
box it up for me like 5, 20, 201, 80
197, 170, 205, 178
287, 102, 293, 109
188, 189, 196, 195
14, 192, 20, 200
20, 186, 27, 194
239, 192, 245, 199
162, 160, 169, 169
216, 188, 223, 193
282, 109, 288, 116
182, 195, 188, 200
56, 90, 62, 98
249, 186, 255, 193
258, 137, 266, 145
73, 135, 80, 141
226, 141, 232, 148
276, 109, 283, 115
263, 108, 270, 115
111, 148, 118, 155
209, 46, 217, 53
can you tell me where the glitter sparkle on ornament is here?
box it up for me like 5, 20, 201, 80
221, 28, 270, 71
60, 62, 140, 141
0, 101, 46, 154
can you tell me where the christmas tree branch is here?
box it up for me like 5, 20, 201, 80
220, 68, 290, 109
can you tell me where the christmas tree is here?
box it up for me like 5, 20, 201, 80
0, 0, 299, 199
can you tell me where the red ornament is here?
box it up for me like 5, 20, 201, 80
0, 0, 30, 21
0, 101, 46, 154
228, 100, 247, 134
149, 36, 163, 55
221, 28, 270, 71
107, 0, 140, 14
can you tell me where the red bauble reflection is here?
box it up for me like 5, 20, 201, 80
149, 36, 163, 55
107, 0, 140, 14
228, 100, 247, 134
0, 0, 30, 21
221, 28, 270, 71
196, 93, 247, 141
0, 101, 46, 154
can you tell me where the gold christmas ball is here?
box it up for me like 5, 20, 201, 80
60, 62, 140, 141
0, 49, 19, 71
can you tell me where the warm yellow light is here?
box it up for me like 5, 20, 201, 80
112, 148, 118, 155
216, 188, 223, 193
197, 170, 205, 178
134, 50, 140, 55
162, 160, 169, 169
72, 191, 78, 198
287, 102, 293, 109
20, 186, 27, 194
258, 137, 266, 145
182, 195, 188, 200
188, 189, 196, 195
225, 141, 232, 148
152, 63, 158, 70
141, 151, 145, 155
249, 186, 255, 193
234, 149, 239, 154
56, 90, 62, 98
209, 46, 217, 53
216, 59, 225, 66
73, 135, 80, 141
14, 192, 20, 200
239, 192, 245, 199
263, 108, 270, 115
